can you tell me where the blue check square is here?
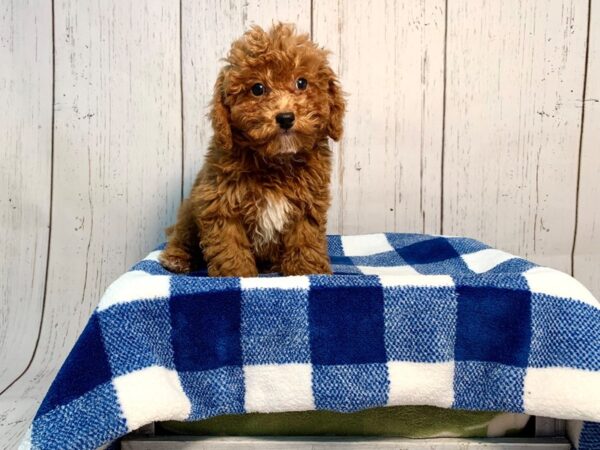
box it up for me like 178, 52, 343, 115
385, 233, 439, 249
384, 286, 457, 362
453, 361, 525, 412
486, 259, 536, 275
396, 237, 469, 275
313, 363, 389, 412
330, 255, 363, 274
445, 237, 490, 254
580, 422, 600, 449
453, 273, 530, 291
241, 288, 310, 365
455, 285, 532, 367
179, 367, 245, 420
529, 294, 600, 370
327, 235, 345, 256
33, 383, 127, 448
309, 283, 386, 365
170, 288, 242, 371
350, 251, 406, 267
99, 299, 174, 376
37, 314, 112, 417
396, 237, 460, 265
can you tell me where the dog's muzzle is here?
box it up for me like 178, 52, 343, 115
275, 112, 295, 130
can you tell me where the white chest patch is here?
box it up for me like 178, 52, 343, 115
254, 195, 291, 249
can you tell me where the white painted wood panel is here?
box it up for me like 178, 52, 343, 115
574, 2, 600, 299
0, 1, 181, 447
46, 0, 180, 364
313, 0, 445, 235
0, 0, 52, 392
1, 1, 599, 448
443, 0, 589, 273
181, 0, 311, 195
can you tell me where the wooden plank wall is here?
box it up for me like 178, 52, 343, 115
0, 0, 598, 447
0, 0, 182, 446
574, 0, 600, 299
313, 0, 445, 235
443, 0, 588, 273
0, 0, 52, 393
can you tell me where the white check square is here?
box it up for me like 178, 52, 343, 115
113, 365, 191, 431
244, 363, 314, 413
341, 234, 394, 256
379, 274, 454, 288
462, 249, 516, 274
241, 275, 310, 290
357, 265, 420, 276
524, 267, 599, 308
98, 271, 170, 311
524, 367, 600, 421
387, 361, 454, 408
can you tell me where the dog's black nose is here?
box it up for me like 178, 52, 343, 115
276, 112, 295, 130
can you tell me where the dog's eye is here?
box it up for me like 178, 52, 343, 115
251, 83, 265, 96
296, 78, 308, 90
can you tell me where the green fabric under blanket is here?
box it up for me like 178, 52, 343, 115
160, 406, 530, 438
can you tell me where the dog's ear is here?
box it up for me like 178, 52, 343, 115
210, 70, 233, 151
326, 71, 346, 142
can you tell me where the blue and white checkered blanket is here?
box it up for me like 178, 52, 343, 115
22, 234, 600, 450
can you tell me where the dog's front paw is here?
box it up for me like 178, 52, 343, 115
207, 264, 258, 278
281, 258, 332, 276
159, 247, 192, 273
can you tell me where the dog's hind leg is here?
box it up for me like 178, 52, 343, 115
159, 199, 200, 273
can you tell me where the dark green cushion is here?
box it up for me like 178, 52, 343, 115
160, 406, 530, 438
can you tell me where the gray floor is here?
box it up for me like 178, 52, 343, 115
121, 436, 571, 450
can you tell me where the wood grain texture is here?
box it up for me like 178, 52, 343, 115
0, 0, 52, 391
181, 0, 311, 196
573, 1, 600, 298
313, 0, 445, 235
0, 1, 181, 447
1, 1, 599, 448
443, 0, 589, 273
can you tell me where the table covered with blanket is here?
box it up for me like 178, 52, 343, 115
20, 233, 600, 450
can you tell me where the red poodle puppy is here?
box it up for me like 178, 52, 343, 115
160, 23, 345, 277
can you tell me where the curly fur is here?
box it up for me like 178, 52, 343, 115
160, 23, 345, 277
